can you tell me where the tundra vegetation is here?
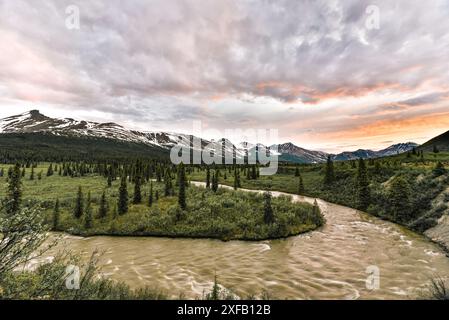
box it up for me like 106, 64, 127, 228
0, 149, 448, 300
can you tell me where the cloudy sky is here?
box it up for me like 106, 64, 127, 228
0, 0, 449, 152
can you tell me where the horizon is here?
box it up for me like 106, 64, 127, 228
0, 108, 425, 154
1, 1, 449, 152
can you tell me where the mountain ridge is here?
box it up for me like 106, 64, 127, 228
0, 110, 421, 163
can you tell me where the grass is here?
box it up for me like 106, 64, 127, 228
0, 164, 324, 241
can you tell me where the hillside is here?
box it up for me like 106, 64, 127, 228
0, 132, 169, 162
418, 129, 449, 152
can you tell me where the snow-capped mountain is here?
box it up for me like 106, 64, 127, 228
0, 110, 245, 157
0, 110, 204, 150
273, 142, 329, 163
376, 143, 419, 157
332, 143, 419, 161
0, 110, 419, 163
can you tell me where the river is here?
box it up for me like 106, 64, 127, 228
42, 183, 449, 299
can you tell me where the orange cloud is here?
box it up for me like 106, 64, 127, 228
317, 111, 449, 143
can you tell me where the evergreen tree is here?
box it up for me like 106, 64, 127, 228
298, 175, 305, 195
311, 200, 323, 226
84, 192, 93, 229
212, 171, 219, 192
164, 170, 173, 197
374, 161, 381, 175
148, 181, 154, 207
206, 167, 211, 189
74, 186, 84, 219
46, 163, 54, 176
295, 167, 300, 177
155, 190, 159, 201
21, 168, 26, 178
178, 163, 187, 210
118, 175, 129, 215
6, 164, 22, 215
263, 192, 275, 224
324, 156, 335, 186
356, 158, 370, 211
388, 176, 411, 223
107, 171, 112, 188
251, 166, 257, 180
433, 145, 440, 153
52, 199, 60, 231
29, 166, 35, 181
133, 175, 142, 204
98, 191, 108, 219
233, 169, 240, 190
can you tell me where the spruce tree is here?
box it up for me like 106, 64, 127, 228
233, 169, 239, 190
30, 166, 35, 181
311, 199, 323, 226
388, 176, 411, 223
148, 181, 154, 207
107, 171, 112, 188
133, 175, 142, 204
212, 172, 219, 192
6, 164, 22, 215
356, 158, 370, 211
46, 163, 54, 176
263, 191, 275, 224
206, 167, 211, 189
295, 167, 300, 177
251, 166, 257, 180
164, 170, 172, 197
98, 191, 108, 219
74, 186, 84, 219
324, 156, 335, 186
118, 175, 128, 215
178, 163, 187, 210
298, 175, 305, 195
84, 192, 93, 229
52, 199, 60, 231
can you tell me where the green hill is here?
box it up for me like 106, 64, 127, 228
0, 132, 169, 162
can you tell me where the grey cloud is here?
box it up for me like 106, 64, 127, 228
1, 0, 449, 107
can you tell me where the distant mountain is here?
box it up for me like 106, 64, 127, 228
0, 110, 194, 149
332, 143, 419, 161
0, 110, 420, 163
0, 110, 242, 160
376, 143, 420, 157
273, 142, 328, 164
418, 129, 449, 152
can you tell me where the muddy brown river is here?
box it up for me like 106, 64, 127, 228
42, 183, 449, 299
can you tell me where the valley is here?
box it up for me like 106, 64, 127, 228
0, 110, 449, 300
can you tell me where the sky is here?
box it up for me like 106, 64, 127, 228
0, 0, 449, 152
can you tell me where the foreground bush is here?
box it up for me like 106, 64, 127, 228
0, 252, 166, 300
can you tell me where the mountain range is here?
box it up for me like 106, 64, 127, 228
0, 110, 424, 163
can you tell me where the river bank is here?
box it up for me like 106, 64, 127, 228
39, 184, 449, 300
